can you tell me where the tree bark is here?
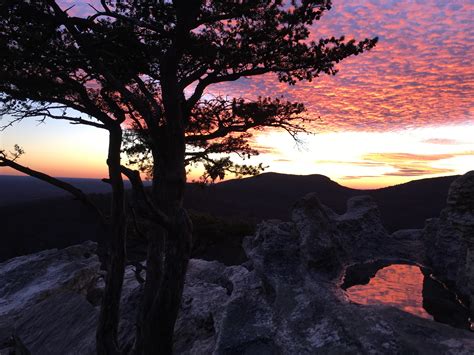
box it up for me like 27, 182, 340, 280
135, 174, 192, 355
134, 224, 165, 354
134, 49, 193, 352
151, 208, 192, 354
96, 126, 127, 355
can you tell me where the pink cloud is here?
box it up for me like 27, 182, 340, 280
212, 0, 474, 132
422, 138, 464, 145
57, 1, 473, 133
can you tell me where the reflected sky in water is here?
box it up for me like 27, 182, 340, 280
345, 264, 431, 319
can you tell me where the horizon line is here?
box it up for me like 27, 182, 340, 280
0, 171, 462, 192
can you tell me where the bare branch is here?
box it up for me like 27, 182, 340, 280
120, 165, 170, 229
0, 154, 105, 225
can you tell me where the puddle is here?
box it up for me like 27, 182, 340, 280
342, 262, 473, 331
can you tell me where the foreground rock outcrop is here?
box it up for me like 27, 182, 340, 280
0, 242, 101, 353
423, 171, 474, 313
1, 171, 473, 354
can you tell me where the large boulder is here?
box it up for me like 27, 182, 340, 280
233, 195, 474, 354
289, 193, 425, 272
14, 292, 98, 354
0, 243, 242, 354
0, 241, 100, 318
0, 242, 101, 353
424, 171, 474, 311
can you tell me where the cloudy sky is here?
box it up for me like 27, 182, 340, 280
1, 0, 473, 188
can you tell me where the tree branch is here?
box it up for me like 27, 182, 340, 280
120, 165, 170, 229
0, 155, 105, 225
185, 68, 269, 110
46, 0, 151, 125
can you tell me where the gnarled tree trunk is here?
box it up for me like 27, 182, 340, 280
134, 208, 192, 354
96, 127, 127, 355
134, 161, 192, 354
134, 54, 193, 353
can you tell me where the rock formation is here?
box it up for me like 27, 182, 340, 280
423, 170, 474, 313
1, 171, 473, 354
0, 242, 100, 353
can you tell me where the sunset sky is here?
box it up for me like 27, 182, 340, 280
0, 0, 473, 189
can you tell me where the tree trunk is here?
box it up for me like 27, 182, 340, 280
96, 127, 127, 355
152, 209, 192, 353
134, 55, 193, 352
134, 225, 165, 354
134, 151, 192, 354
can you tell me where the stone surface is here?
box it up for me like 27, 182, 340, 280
423, 171, 474, 311
0, 242, 101, 354
0, 241, 100, 318
174, 260, 249, 354
14, 291, 98, 355
233, 194, 474, 354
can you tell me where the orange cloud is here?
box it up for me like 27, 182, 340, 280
360, 151, 474, 177
251, 144, 279, 155
382, 167, 453, 177
363, 152, 460, 162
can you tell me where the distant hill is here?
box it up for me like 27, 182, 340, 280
185, 173, 355, 219
0, 175, 115, 206
185, 172, 458, 232
367, 176, 459, 233
0, 196, 107, 261
0, 173, 459, 263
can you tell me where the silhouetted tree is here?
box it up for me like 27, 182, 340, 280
122, 96, 307, 182
0, 1, 377, 353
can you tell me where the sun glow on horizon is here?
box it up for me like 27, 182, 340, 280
0, 117, 109, 179
1, 120, 472, 189
244, 123, 474, 189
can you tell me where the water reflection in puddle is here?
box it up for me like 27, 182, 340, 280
345, 264, 431, 319
343, 262, 472, 330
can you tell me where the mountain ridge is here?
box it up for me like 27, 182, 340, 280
0, 172, 458, 206
0, 172, 459, 262
185, 173, 458, 229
